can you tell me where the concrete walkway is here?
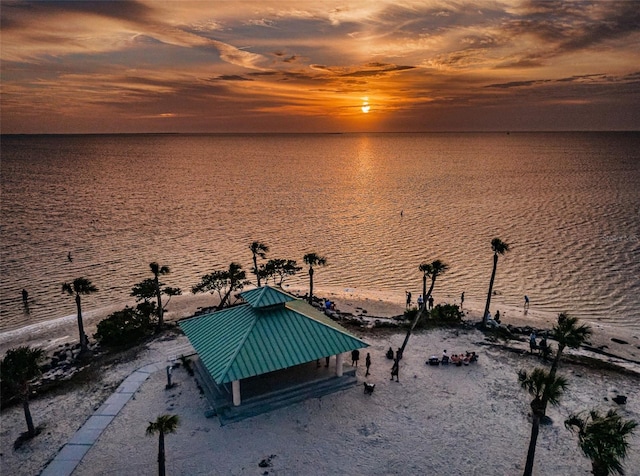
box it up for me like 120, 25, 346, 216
40, 361, 165, 476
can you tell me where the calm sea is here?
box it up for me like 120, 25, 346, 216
1, 132, 639, 335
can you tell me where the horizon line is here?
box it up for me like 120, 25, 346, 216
3, 130, 639, 137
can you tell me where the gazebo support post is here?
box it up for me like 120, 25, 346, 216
335, 353, 344, 377
232, 380, 241, 406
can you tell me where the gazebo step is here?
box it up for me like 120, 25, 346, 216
218, 373, 358, 425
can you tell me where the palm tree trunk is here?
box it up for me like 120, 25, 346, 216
592, 460, 608, 476
22, 397, 36, 437
400, 276, 439, 355
541, 344, 566, 415
426, 278, 436, 302
75, 294, 87, 352
399, 326, 413, 356
483, 253, 498, 326
549, 344, 564, 378
308, 267, 314, 304
253, 255, 261, 287
217, 289, 232, 310
523, 413, 540, 476
422, 275, 427, 308
154, 276, 164, 332
158, 431, 166, 476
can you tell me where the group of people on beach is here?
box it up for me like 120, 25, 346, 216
351, 349, 372, 377
529, 331, 549, 356
428, 349, 478, 367
406, 291, 435, 310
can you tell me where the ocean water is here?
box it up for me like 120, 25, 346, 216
1, 132, 639, 335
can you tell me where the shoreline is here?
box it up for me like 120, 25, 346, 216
2, 285, 639, 365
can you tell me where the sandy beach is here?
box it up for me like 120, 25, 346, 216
1, 290, 639, 475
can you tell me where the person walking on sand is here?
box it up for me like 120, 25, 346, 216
405, 291, 412, 307
524, 295, 530, 310
390, 358, 399, 382
529, 331, 537, 353
351, 349, 360, 366
21, 288, 28, 304
365, 353, 371, 376
460, 292, 465, 308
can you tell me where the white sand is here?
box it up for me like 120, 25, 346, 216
1, 291, 639, 475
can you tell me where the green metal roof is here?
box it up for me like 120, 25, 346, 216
179, 286, 368, 384
240, 286, 296, 309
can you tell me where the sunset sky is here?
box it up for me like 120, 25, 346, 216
1, 1, 639, 133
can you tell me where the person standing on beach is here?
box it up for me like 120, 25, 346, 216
529, 331, 537, 353
460, 292, 465, 308
417, 294, 423, 309
524, 295, 530, 310
21, 288, 28, 304
406, 291, 412, 307
351, 349, 360, 366
390, 358, 399, 382
428, 295, 434, 310
365, 353, 371, 376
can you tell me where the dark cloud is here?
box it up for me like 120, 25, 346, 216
4, 0, 152, 24
340, 64, 414, 78
485, 73, 631, 90
506, 1, 640, 57
273, 51, 299, 63
494, 57, 545, 69
248, 71, 279, 77
485, 80, 544, 89
215, 75, 253, 81
555, 74, 606, 83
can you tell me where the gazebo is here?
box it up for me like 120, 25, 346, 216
179, 286, 368, 422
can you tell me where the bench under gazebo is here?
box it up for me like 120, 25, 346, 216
179, 285, 368, 424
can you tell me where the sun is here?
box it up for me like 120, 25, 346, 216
361, 97, 371, 113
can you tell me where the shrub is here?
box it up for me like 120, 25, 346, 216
429, 304, 463, 323
403, 307, 419, 321
94, 306, 152, 348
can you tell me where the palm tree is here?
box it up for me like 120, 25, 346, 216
549, 312, 592, 377
150, 262, 170, 331
539, 312, 592, 416
249, 241, 269, 287
565, 409, 637, 476
419, 259, 449, 310
62, 277, 98, 353
191, 262, 249, 310
399, 259, 450, 356
220, 262, 247, 309
518, 368, 568, 476
303, 252, 327, 305
146, 414, 179, 476
483, 238, 510, 326
0, 346, 45, 437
